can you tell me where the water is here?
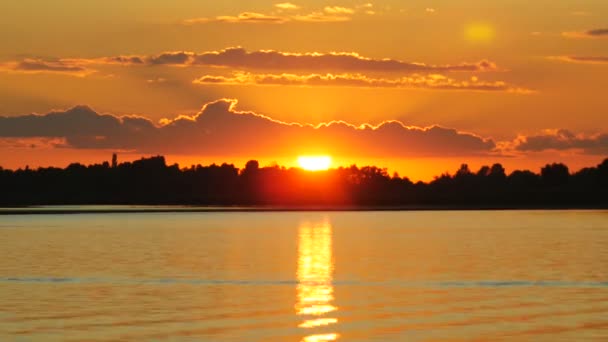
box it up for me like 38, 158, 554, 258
1, 210, 607, 341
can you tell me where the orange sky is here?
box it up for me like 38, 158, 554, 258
0, 1, 607, 180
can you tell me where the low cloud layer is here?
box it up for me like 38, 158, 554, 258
184, 12, 289, 24
563, 28, 608, 38
0, 99, 497, 157
193, 72, 531, 93
515, 129, 608, 155
552, 56, 608, 64
3, 48, 498, 78
87, 47, 497, 73
2, 100, 605, 157
0, 59, 95, 77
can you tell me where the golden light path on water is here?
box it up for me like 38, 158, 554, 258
296, 220, 338, 342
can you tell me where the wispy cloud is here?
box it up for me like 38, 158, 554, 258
550, 56, 608, 64
184, 12, 287, 24
290, 12, 351, 22
275, 2, 300, 10
182, 3, 380, 25
49, 47, 498, 74
193, 72, 531, 93
562, 28, 608, 39
514, 129, 608, 155
0, 59, 95, 77
324, 6, 355, 14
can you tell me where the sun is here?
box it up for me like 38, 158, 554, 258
297, 156, 332, 171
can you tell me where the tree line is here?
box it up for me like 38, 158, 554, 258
1, 156, 607, 207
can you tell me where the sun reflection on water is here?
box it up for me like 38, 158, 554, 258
296, 220, 338, 341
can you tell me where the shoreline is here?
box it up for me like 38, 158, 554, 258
1, 204, 607, 215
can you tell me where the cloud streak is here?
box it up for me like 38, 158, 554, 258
515, 129, 608, 154
551, 56, 608, 64
183, 7, 355, 24
193, 72, 531, 93
18, 48, 497, 77
99, 47, 496, 73
563, 28, 608, 38
3, 100, 604, 157
184, 12, 288, 24
0, 99, 498, 158
0, 59, 95, 77
275, 3, 300, 10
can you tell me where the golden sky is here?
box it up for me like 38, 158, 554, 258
0, 1, 607, 180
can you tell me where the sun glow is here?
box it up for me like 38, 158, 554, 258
297, 156, 332, 171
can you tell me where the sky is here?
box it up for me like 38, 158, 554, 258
0, 0, 607, 180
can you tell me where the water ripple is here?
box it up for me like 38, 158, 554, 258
1, 277, 607, 288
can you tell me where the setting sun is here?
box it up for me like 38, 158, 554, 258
297, 156, 332, 171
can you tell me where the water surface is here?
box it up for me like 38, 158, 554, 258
1, 210, 607, 341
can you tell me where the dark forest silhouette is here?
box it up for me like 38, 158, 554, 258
1, 155, 607, 207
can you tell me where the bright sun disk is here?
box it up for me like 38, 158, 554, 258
297, 156, 332, 171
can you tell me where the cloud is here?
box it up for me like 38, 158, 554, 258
551, 56, 608, 64
184, 12, 287, 24
190, 47, 497, 73
181, 3, 383, 24
275, 2, 300, 10
425, 8, 436, 13
0, 99, 498, 157
514, 129, 608, 154
324, 6, 355, 14
193, 72, 531, 93
2, 48, 501, 85
146, 77, 167, 84
0, 59, 95, 77
291, 12, 351, 22
562, 28, 608, 39
58, 47, 497, 74
183, 10, 352, 24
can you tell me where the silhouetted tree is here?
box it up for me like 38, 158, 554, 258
541, 163, 569, 186
0, 156, 606, 207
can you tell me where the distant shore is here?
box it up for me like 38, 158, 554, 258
1, 204, 607, 215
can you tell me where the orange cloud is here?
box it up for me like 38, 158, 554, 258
193, 72, 531, 93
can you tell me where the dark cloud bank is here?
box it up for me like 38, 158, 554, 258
516, 129, 608, 155
1, 100, 605, 157
0, 99, 496, 157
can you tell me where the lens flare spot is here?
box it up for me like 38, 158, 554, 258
465, 23, 495, 42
